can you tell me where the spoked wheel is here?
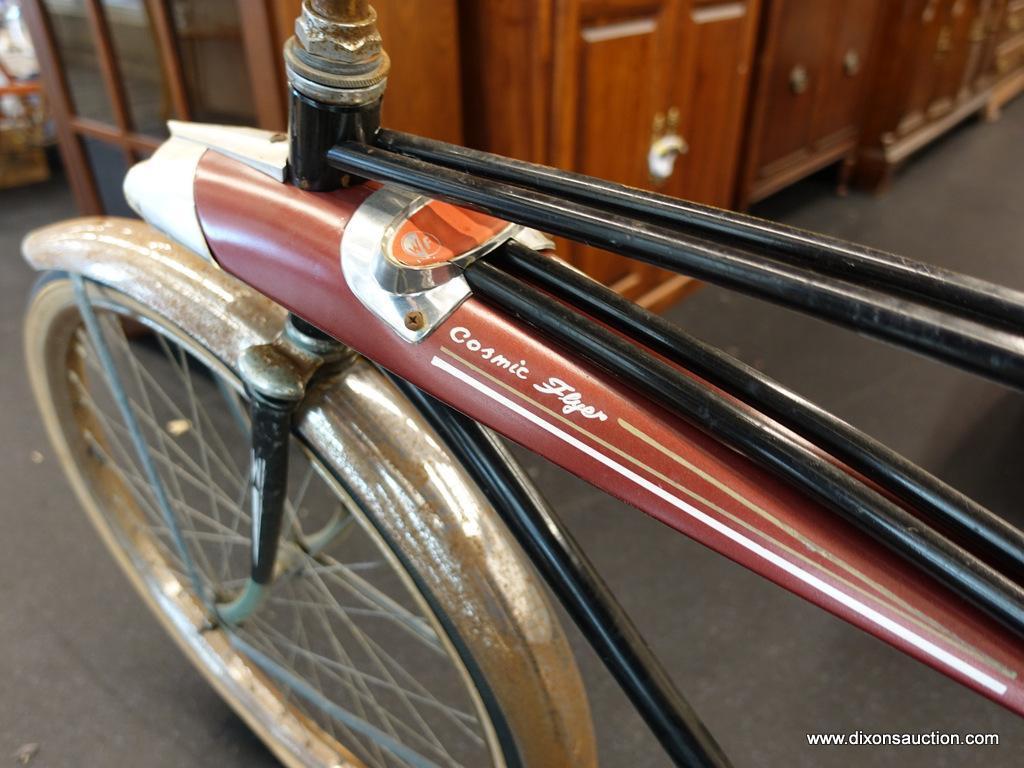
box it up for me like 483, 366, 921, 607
25, 272, 596, 768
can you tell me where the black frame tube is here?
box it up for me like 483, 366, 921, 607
326, 143, 1024, 389
463, 258, 1024, 640
247, 392, 297, 584
391, 376, 731, 768
375, 129, 1024, 331
494, 240, 1024, 579
289, 90, 381, 191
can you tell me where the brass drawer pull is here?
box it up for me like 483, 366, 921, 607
789, 64, 809, 94
647, 107, 688, 186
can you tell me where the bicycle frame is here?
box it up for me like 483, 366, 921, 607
169, 145, 1024, 722
15, 102, 1013, 764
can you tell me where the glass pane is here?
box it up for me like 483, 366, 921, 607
102, 0, 169, 137
169, 0, 256, 124
80, 135, 133, 216
43, 0, 114, 123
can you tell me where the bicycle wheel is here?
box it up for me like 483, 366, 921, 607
24, 262, 595, 768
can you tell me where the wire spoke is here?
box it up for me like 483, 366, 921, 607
254, 598, 479, 729
99, 321, 243, 487
248, 608, 395, 766
244, 609, 459, 765
160, 335, 236, 585
83, 432, 232, 581
79, 342, 249, 519
155, 331, 243, 479
240, 611, 381, 766
302, 561, 443, 654
65, 306, 492, 766
300, 566, 464, 761
73, 358, 242, 586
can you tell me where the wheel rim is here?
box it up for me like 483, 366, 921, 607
34, 281, 504, 768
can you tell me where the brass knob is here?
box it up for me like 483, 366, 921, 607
789, 65, 809, 94
968, 17, 985, 43
843, 49, 861, 76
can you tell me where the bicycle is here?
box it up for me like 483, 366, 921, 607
21, 2, 1024, 766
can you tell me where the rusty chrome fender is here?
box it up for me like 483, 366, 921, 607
22, 216, 598, 767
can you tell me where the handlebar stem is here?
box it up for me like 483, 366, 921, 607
285, 0, 388, 190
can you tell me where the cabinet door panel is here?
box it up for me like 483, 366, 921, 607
929, 0, 979, 111
551, 0, 680, 285
971, 0, 1003, 89
374, 0, 464, 143
810, 0, 882, 147
668, 1, 760, 207
271, 0, 463, 141
899, 0, 948, 134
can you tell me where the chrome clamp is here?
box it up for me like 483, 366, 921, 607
342, 186, 554, 342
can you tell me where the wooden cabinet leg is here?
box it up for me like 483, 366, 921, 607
852, 152, 896, 195
984, 99, 1002, 123
836, 154, 855, 197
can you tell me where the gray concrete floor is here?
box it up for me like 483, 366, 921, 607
2, 98, 1023, 767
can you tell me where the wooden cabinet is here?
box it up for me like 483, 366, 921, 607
463, 0, 761, 309
854, 0, 1004, 192
986, 0, 1024, 118
738, 0, 882, 207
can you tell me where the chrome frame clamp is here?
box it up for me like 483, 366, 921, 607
342, 184, 556, 342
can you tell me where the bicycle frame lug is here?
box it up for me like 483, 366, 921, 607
285, 313, 349, 356
239, 345, 310, 404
